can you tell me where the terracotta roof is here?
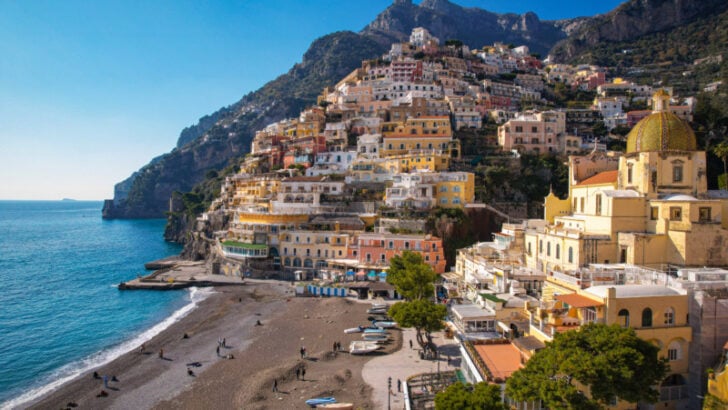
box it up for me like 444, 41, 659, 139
576, 170, 618, 186
473, 343, 523, 380
554, 293, 604, 308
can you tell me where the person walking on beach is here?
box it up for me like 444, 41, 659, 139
140, 344, 145, 354
409, 339, 413, 349
397, 379, 401, 392
300, 346, 305, 359
296, 367, 300, 380
272, 379, 278, 392
216, 345, 220, 356
159, 348, 164, 359
301, 368, 306, 381
222, 338, 226, 348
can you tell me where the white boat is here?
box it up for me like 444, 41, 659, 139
344, 326, 364, 334
367, 307, 388, 314
373, 321, 397, 328
362, 333, 389, 341
370, 303, 388, 309
349, 341, 380, 354
363, 327, 387, 334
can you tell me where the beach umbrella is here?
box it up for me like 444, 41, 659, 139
346, 270, 355, 276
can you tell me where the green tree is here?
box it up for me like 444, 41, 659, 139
386, 251, 438, 300
389, 299, 446, 349
435, 382, 507, 410
505, 324, 668, 409
712, 142, 728, 189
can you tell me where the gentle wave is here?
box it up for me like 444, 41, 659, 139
1, 287, 214, 410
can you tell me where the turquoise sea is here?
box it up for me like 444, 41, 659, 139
0, 201, 199, 408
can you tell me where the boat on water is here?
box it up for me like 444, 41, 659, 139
363, 327, 387, 334
306, 397, 337, 407
362, 333, 389, 341
344, 326, 365, 334
373, 320, 397, 328
349, 341, 380, 354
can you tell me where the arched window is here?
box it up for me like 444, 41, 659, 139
555, 244, 560, 259
304, 259, 313, 268
568, 247, 573, 263
667, 341, 681, 361
293, 258, 302, 267
618, 309, 630, 327
664, 307, 675, 326
642, 308, 653, 328
284, 257, 291, 266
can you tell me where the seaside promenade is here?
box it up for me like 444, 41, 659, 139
362, 328, 461, 409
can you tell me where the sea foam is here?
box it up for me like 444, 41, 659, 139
1, 286, 214, 410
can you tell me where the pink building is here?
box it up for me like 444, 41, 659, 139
348, 233, 446, 274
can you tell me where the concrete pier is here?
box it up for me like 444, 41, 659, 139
119, 260, 246, 290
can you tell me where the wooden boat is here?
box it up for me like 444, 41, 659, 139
373, 321, 397, 328
344, 326, 364, 334
362, 333, 389, 341
349, 341, 380, 354
305, 397, 337, 407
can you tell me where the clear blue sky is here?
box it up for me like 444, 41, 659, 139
0, 0, 623, 200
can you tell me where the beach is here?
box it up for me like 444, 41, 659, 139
26, 280, 399, 409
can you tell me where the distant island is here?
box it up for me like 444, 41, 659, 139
61, 198, 77, 201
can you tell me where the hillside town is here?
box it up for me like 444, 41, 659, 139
188, 28, 728, 409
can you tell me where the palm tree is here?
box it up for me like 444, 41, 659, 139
713, 142, 728, 190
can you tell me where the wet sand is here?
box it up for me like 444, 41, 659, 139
26, 280, 400, 409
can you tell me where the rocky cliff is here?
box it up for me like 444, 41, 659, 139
363, 0, 569, 56
549, 0, 728, 62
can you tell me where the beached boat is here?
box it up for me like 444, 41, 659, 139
362, 333, 389, 341
373, 321, 397, 328
363, 327, 387, 334
367, 307, 388, 314
305, 397, 337, 407
349, 341, 380, 354
370, 303, 388, 309
343, 326, 364, 334
317, 403, 354, 409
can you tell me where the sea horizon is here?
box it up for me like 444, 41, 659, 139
0, 200, 192, 408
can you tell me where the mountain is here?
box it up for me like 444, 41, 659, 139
102, 31, 387, 218
549, 0, 728, 62
103, 0, 580, 219
363, 0, 568, 56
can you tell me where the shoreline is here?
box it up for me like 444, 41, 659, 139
20, 280, 393, 409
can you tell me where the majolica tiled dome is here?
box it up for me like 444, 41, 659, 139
626, 90, 697, 153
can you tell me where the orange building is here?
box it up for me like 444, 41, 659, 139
348, 233, 446, 274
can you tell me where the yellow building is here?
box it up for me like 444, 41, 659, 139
380, 116, 460, 158
707, 343, 728, 406
225, 174, 281, 208
528, 91, 728, 275
279, 230, 351, 272
526, 284, 692, 409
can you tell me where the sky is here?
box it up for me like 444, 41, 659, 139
0, 0, 624, 200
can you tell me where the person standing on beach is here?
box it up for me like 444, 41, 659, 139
159, 349, 164, 359
103, 375, 108, 388
300, 346, 305, 359
216, 345, 220, 356
409, 339, 413, 349
397, 379, 401, 392
296, 367, 300, 380
272, 379, 278, 392
301, 368, 306, 381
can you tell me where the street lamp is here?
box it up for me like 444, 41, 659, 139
388, 377, 392, 410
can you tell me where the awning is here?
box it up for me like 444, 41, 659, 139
554, 293, 604, 308
346, 270, 355, 276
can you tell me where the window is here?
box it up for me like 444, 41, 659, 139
453, 186, 461, 192
580, 198, 585, 213
381, 254, 385, 262
527, 242, 532, 256
667, 341, 681, 361
699, 207, 712, 222
539, 240, 543, 254
568, 247, 573, 263
650, 207, 659, 220
595, 194, 602, 215
440, 198, 448, 204
664, 307, 675, 326
546, 242, 551, 257
670, 207, 682, 221
618, 309, 630, 327
515, 126, 523, 132
555, 244, 560, 259
642, 308, 652, 328
627, 164, 633, 184
366, 253, 371, 262
388, 241, 394, 249
440, 186, 448, 192
404, 242, 410, 249
672, 165, 683, 183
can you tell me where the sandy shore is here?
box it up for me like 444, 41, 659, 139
26, 280, 399, 409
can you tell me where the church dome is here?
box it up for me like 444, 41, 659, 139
625, 91, 697, 153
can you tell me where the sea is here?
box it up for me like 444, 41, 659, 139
0, 200, 210, 408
